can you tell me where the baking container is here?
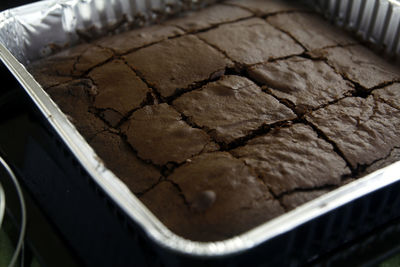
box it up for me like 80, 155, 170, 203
1, 0, 400, 266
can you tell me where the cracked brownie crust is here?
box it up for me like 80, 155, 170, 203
30, 0, 400, 242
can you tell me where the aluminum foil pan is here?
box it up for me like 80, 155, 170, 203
0, 0, 400, 261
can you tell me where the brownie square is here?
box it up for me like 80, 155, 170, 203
248, 57, 354, 112
267, 12, 356, 50
88, 59, 151, 125
97, 24, 184, 54
198, 18, 304, 65
173, 75, 296, 144
121, 103, 216, 165
225, 0, 306, 16
306, 96, 400, 169
313, 45, 400, 89
165, 4, 252, 32
125, 35, 233, 98
232, 124, 350, 195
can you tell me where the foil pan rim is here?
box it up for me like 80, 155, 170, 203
1, 0, 400, 258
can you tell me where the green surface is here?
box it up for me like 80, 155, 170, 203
0, 228, 13, 267
380, 254, 400, 267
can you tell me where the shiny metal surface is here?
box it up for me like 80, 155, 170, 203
0, 0, 399, 259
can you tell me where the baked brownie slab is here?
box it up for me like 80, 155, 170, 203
173, 75, 296, 144
165, 4, 252, 32
121, 103, 216, 166
198, 18, 304, 65
306, 96, 400, 169
125, 35, 233, 98
29, 2, 400, 242
267, 12, 356, 50
248, 57, 354, 112
232, 124, 350, 195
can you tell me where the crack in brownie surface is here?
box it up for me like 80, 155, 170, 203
173, 75, 296, 144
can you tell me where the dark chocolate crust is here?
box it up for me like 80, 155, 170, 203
30, 0, 400, 241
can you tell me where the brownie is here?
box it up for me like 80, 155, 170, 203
165, 4, 252, 32
29, 43, 113, 88
29, 3, 400, 242
97, 24, 184, 54
167, 152, 284, 241
125, 35, 233, 98
173, 75, 296, 144
88, 59, 151, 126
198, 18, 304, 65
232, 124, 350, 195
312, 45, 400, 89
267, 12, 356, 50
306, 96, 400, 169
121, 103, 217, 166
225, 0, 305, 16
89, 131, 161, 193
248, 57, 354, 112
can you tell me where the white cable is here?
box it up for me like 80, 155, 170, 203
0, 157, 26, 267
0, 181, 5, 230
